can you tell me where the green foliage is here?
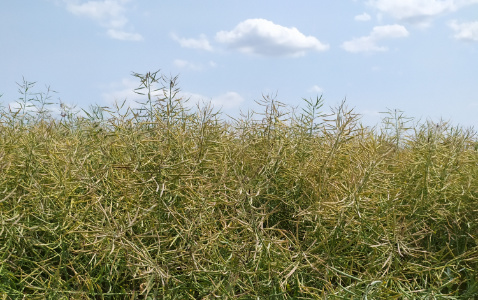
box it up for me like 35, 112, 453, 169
0, 72, 477, 299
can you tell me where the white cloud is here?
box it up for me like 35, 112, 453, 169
215, 18, 329, 57
101, 75, 246, 115
107, 29, 143, 41
62, 0, 142, 41
367, 0, 478, 25
64, 0, 128, 26
449, 20, 478, 41
173, 59, 204, 71
6, 100, 71, 119
101, 78, 144, 108
173, 59, 217, 71
360, 109, 383, 127
171, 34, 213, 51
367, 0, 453, 20
355, 13, 372, 21
308, 85, 324, 93
342, 24, 409, 53
182, 91, 245, 110
174, 59, 193, 68
102, 78, 244, 112
8, 101, 41, 113
211, 92, 245, 109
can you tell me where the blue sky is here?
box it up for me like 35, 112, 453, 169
1, 0, 477, 127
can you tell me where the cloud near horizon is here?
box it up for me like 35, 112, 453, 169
101, 78, 244, 112
215, 18, 329, 57
183, 91, 245, 110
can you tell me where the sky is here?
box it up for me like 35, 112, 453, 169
1, 0, 478, 128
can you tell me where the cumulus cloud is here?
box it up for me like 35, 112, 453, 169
367, 0, 478, 25
355, 13, 372, 21
101, 78, 143, 108
342, 24, 409, 53
171, 33, 213, 51
7, 100, 76, 119
62, 0, 142, 41
101, 78, 244, 112
210, 92, 245, 109
449, 20, 478, 41
184, 91, 245, 110
215, 18, 329, 57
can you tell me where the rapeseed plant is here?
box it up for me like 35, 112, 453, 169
0, 71, 476, 299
